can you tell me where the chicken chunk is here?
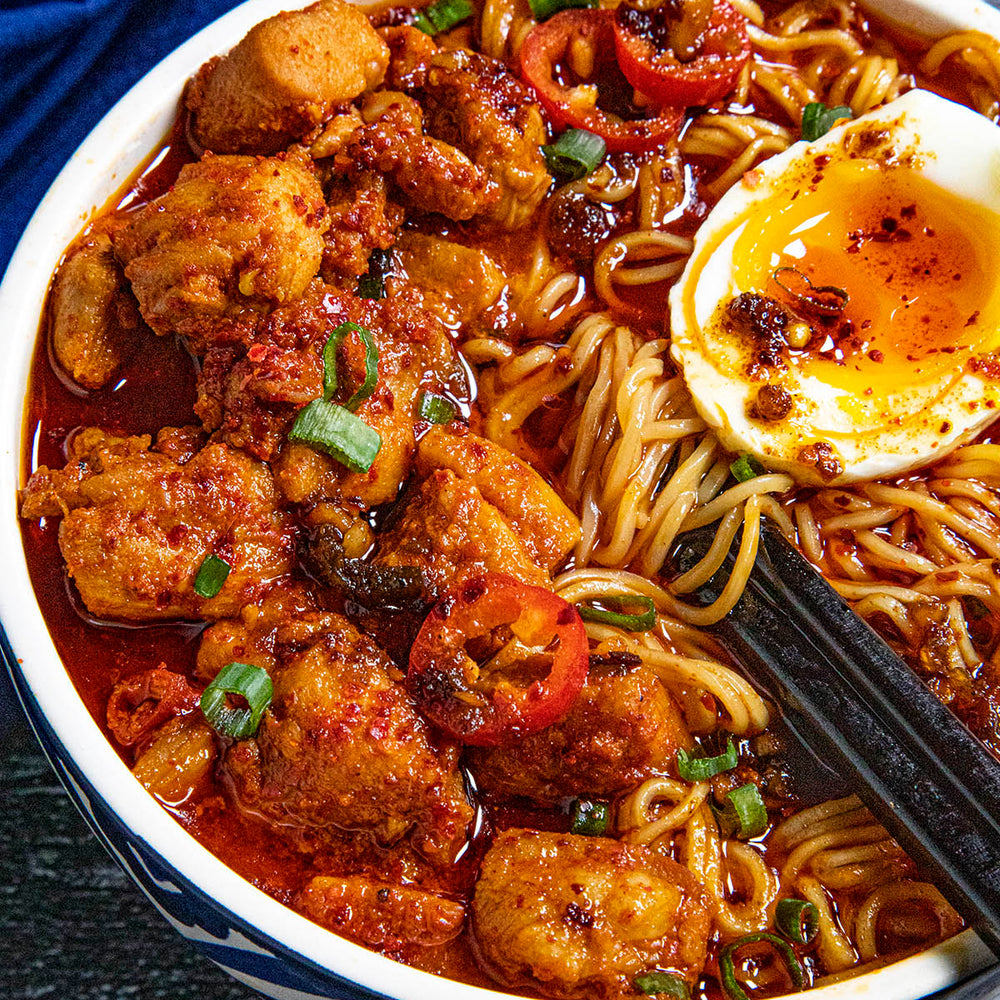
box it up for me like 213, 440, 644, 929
187, 0, 389, 154
416, 426, 580, 573
225, 621, 474, 862
348, 91, 496, 222
468, 661, 691, 805
113, 152, 328, 353
473, 830, 711, 999
321, 171, 402, 282
374, 468, 550, 600
50, 228, 143, 389
419, 49, 552, 229
379, 29, 551, 229
195, 283, 460, 508
20, 428, 294, 621
296, 875, 465, 950
195, 581, 340, 684
389, 233, 506, 333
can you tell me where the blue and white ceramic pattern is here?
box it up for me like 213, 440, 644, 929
1, 1, 998, 998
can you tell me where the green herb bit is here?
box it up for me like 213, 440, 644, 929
718, 932, 804, 1000
289, 399, 382, 474
358, 247, 392, 300
530, 0, 598, 22
542, 128, 606, 182
730, 453, 764, 483
414, 0, 473, 34
570, 798, 610, 836
200, 662, 272, 740
775, 898, 819, 944
322, 321, 379, 411
193, 553, 231, 599
633, 970, 690, 998
419, 391, 457, 425
677, 738, 738, 782
801, 102, 853, 141
577, 594, 656, 631
723, 783, 768, 840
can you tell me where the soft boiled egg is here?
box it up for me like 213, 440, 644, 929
669, 88, 1000, 486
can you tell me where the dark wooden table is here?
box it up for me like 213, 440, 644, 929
0, 668, 259, 1000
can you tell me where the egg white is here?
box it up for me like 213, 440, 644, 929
669, 88, 1000, 486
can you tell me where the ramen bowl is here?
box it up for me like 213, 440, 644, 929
1, 0, 998, 997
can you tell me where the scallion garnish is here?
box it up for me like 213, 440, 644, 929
322, 321, 379, 411
419, 391, 457, 425
413, 0, 473, 34
289, 399, 382, 473
358, 247, 392, 300
721, 783, 768, 840
570, 798, 610, 836
775, 898, 819, 945
801, 101, 853, 141
730, 454, 764, 483
577, 594, 656, 631
193, 553, 231, 599
633, 971, 690, 998
529, 0, 598, 22
200, 662, 272, 739
718, 932, 804, 1000
677, 738, 738, 782
542, 128, 606, 182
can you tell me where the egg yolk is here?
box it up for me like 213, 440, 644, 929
730, 157, 1000, 398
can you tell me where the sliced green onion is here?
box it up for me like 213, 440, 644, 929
419, 391, 457, 425
724, 783, 768, 840
414, 0, 473, 34
193, 553, 231, 599
358, 247, 392, 300
677, 738, 738, 782
570, 798, 609, 836
322, 321, 379, 411
577, 594, 655, 631
719, 932, 804, 1000
633, 971, 690, 998
730, 454, 764, 483
289, 399, 381, 473
775, 898, 819, 945
200, 662, 272, 739
357, 273, 384, 300
542, 128, 606, 182
801, 102, 853, 141
530, 0, 598, 22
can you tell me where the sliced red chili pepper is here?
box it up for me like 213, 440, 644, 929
520, 9, 684, 153
106, 666, 201, 747
407, 573, 589, 746
613, 1, 750, 109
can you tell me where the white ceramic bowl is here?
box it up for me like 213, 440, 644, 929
2, 1, 999, 997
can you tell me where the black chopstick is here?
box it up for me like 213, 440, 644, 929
675, 522, 1000, 956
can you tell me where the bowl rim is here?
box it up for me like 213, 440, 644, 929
1, 1, 999, 998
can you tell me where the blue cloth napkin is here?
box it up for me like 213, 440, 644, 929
0, 0, 242, 278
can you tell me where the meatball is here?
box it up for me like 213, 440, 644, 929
20, 428, 294, 622
113, 152, 328, 352
468, 662, 691, 805
473, 829, 712, 998
187, 0, 389, 154
225, 620, 474, 863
